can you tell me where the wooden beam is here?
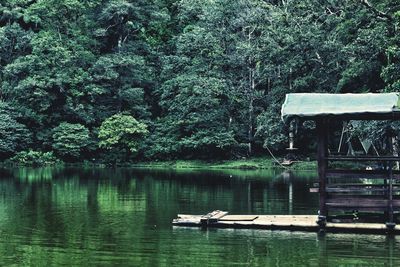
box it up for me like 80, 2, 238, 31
316, 119, 328, 223
388, 139, 394, 225
299, 112, 400, 122
311, 186, 400, 194
327, 188, 390, 193
173, 213, 400, 233
327, 183, 400, 187
200, 210, 229, 224
326, 197, 400, 209
326, 156, 400, 162
327, 169, 400, 179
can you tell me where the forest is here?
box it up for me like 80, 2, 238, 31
0, 0, 399, 164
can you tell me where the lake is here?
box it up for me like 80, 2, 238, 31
0, 167, 398, 266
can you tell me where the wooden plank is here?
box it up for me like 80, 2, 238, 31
327, 202, 387, 208
219, 215, 258, 221
325, 186, 400, 193
327, 169, 400, 179
321, 184, 400, 198
326, 156, 400, 162
200, 210, 228, 224
201, 210, 227, 219
326, 183, 400, 187
327, 195, 393, 200
327, 222, 388, 230
327, 207, 389, 212
326, 188, 388, 193
326, 198, 400, 208
173, 214, 400, 233
308, 112, 400, 121
177, 214, 202, 219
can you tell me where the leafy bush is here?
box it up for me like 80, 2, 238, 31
0, 103, 32, 159
52, 122, 90, 161
9, 150, 60, 166
98, 114, 148, 156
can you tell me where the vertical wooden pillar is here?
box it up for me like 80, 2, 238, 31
316, 119, 328, 226
387, 137, 395, 229
388, 161, 394, 223
383, 161, 388, 220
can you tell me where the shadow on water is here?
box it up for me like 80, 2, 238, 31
0, 166, 397, 266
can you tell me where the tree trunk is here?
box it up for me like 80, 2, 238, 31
247, 29, 256, 156
248, 68, 255, 156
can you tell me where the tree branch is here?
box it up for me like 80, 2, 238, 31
360, 0, 392, 21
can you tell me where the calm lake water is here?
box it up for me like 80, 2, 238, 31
0, 167, 399, 266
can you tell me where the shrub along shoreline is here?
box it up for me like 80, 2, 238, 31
129, 158, 317, 170
5, 154, 317, 171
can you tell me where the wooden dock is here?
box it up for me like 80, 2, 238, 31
173, 210, 399, 234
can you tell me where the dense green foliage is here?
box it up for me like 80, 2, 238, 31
0, 102, 31, 157
52, 122, 90, 160
9, 150, 59, 166
98, 113, 148, 162
1, 0, 400, 163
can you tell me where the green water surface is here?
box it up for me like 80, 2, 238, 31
0, 167, 398, 266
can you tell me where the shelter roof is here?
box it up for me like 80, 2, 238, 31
281, 93, 400, 123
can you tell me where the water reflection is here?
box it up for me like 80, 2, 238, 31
0, 167, 397, 265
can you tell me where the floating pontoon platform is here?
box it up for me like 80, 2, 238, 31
172, 210, 399, 234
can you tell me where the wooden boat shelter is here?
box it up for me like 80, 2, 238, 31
172, 93, 400, 234
282, 93, 400, 229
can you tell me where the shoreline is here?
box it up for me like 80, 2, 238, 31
3, 157, 318, 171
128, 158, 317, 171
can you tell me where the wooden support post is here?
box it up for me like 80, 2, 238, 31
316, 119, 328, 226
387, 137, 396, 230
388, 161, 394, 223
384, 161, 389, 220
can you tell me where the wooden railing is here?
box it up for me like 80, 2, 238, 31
313, 155, 399, 218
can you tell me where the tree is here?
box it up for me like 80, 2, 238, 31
0, 114, 31, 158
218, 0, 271, 156
90, 53, 153, 121
98, 114, 148, 161
0, 102, 31, 158
1, 0, 400, 162
52, 122, 90, 161
157, 1, 239, 158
